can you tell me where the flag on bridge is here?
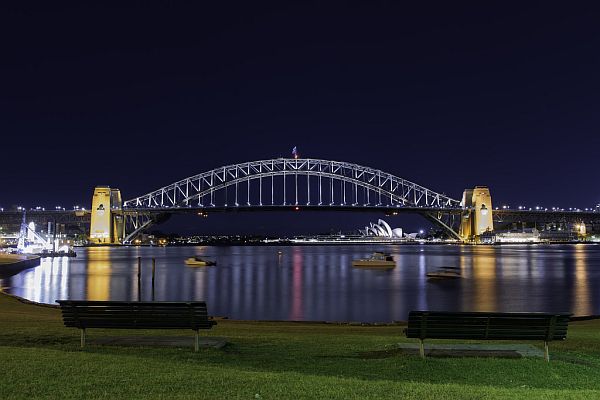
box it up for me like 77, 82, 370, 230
292, 146, 298, 159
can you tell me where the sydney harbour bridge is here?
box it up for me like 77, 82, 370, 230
1, 158, 599, 243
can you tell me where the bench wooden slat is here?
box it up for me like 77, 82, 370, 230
61, 312, 210, 318
56, 300, 217, 351
405, 311, 571, 361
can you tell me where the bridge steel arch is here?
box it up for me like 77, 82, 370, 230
125, 158, 460, 209
122, 158, 463, 240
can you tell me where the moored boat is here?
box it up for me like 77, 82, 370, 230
38, 249, 77, 258
184, 257, 216, 266
352, 252, 395, 268
426, 269, 461, 279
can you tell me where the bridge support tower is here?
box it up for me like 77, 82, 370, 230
460, 186, 494, 242
89, 186, 124, 244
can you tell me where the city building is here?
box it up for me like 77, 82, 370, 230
493, 228, 540, 243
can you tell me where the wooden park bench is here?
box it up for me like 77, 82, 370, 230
56, 300, 216, 351
405, 311, 571, 361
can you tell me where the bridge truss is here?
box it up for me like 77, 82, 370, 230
120, 158, 464, 240
124, 158, 460, 210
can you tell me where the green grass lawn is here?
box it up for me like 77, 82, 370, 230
1, 292, 600, 399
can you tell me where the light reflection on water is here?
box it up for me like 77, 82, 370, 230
2, 244, 600, 322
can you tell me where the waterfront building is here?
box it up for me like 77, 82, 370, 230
360, 219, 403, 239
494, 228, 540, 243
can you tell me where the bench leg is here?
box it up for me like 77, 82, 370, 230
81, 329, 86, 348
419, 339, 425, 359
544, 341, 549, 362
194, 330, 199, 352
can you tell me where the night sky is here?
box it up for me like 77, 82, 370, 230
1, 2, 599, 234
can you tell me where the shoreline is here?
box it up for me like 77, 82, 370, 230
75, 241, 600, 247
0, 254, 41, 278
2, 288, 599, 324
0, 288, 60, 309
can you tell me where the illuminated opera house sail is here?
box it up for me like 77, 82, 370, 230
360, 219, 403, 238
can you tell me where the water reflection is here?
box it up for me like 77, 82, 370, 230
87, 247, 111, 301
1, 244, 600, 322
290, 248, 303, 320
573, 244, 591, 316
7, 257, 71, 304
471, 246, 497, 312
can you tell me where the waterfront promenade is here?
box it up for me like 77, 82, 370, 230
0, 254, 40, 279
1, 291, 600, 399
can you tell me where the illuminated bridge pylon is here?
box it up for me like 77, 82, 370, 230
119, 158, 463, 242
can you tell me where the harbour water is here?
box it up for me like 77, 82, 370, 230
2, 244, 599, 322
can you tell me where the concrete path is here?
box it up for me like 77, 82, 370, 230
91, 336, 227, 349
0, 255, 40, 278
396, 343, 545, 358
0, 254, 40, 264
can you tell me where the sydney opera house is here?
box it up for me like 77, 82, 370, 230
360, 219, 403, 238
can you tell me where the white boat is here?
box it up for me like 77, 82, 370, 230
352, 252, 395, 268
184, 257, 216, 266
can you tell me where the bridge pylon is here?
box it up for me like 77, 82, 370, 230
460, 186, 494, 242
89, 186, 124, 244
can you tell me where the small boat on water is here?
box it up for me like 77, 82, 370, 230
426, 268, 461, 279
184, 256, 216, 266
352, 252, 395, 268
38, 249, 77, 258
